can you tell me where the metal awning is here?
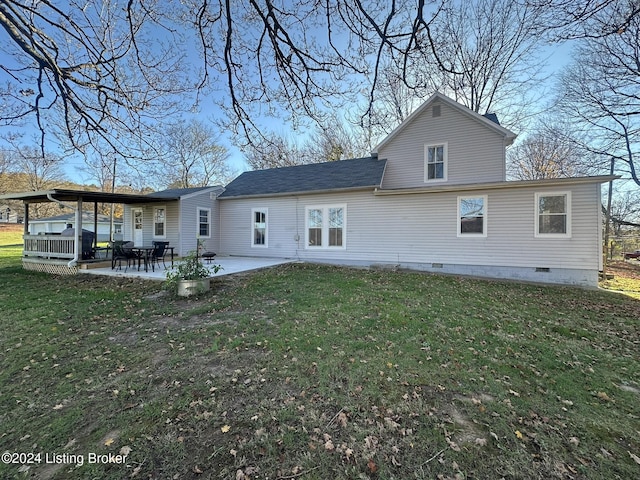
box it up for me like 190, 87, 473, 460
0, 188, 178, 204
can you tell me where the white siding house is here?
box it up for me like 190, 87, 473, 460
3, 93, 614, 285
216, 93, 614, 287
122, 186, 223, 257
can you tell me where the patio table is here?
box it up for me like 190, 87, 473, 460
132, 245, 175, 272
131, 246, 154, 272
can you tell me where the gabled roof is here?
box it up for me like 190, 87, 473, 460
373, 92, 517, 153
219, 157, 387, 199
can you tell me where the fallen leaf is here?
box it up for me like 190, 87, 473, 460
596, 391, 613, 402
120, 445, 132, 456
192, 465, 203, 474
338, 411, 348, 427
52, 404, 63, 410
221, 425, 231, 433
104, 438, 115, 447
367, 458, 378, 474
569, 437, 580, 447
515, 430, 523, 440
230, 449, 237, 457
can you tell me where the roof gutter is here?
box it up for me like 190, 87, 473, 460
373, 175, 620, 196
218, 185, 379, 200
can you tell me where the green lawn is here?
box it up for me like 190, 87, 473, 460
0, 249, 639, 479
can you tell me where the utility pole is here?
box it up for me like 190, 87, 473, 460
110, 156, 117, 242
602, 157, 615, 279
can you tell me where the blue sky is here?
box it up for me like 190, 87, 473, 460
0, 3, 578, 188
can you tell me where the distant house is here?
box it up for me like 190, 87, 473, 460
0, 204, 22, 224
1, 93, 616, 284
28, 212, 122, 242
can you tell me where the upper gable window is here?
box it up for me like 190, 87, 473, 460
425, 143, 447, 182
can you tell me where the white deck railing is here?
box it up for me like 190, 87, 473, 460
23, 234, 75, 259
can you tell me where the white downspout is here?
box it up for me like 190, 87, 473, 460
46, 194, 79, 267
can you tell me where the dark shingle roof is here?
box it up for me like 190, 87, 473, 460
219, 157, 387, 198
482, 113, 500, 125
147, 186, 221, 199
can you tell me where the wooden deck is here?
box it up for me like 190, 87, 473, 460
23, 234, 75, 259
21, 234, 104, 275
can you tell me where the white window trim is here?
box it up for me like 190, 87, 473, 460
424, 142, 448, 183
457, 195, 487, 237
197, 207, 211, 239
305, 204, 347, 250
534, 192, 572, 238
153, 205, 167, 239
251, 208, 268, 248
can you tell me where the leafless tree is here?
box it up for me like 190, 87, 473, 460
0, 0, 191, 160
507, 123, 587, 180
244, 116, 371, 170
243, 132, 307, 170
151, 119, 232, 189
527, 0, 640, 39
395, 0, 547, 131
0, 0, 455, 160
5, 144, 67, 217
556, 13, 640, 187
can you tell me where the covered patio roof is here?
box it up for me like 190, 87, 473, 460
0, 189, 180, 268
0, 188, 177, 204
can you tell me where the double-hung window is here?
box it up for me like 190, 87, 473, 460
306, 205, 346, 249
198, 207, 211, 238
252, 208, 268, 247
425, 143, 447, 182
458, 196, 487, 237
535, 192, 571, 237
153, 206, 166, 238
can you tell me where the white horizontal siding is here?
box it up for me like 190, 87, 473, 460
379, 101, 506, 189
219, 182, 601, 272
179, 192, 218, 256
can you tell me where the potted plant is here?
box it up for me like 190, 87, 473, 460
166, 250, 221, 297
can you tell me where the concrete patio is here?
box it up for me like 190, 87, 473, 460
79, 256, 295, 281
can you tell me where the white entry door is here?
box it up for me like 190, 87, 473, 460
132, 208, 144, 245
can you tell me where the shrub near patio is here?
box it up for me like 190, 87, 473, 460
0, 252, 638, 479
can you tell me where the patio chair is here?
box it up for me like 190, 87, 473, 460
112, 241, 136, 272
149, 241, 169, 271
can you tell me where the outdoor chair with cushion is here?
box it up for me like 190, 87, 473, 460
112, 241, 136, 271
